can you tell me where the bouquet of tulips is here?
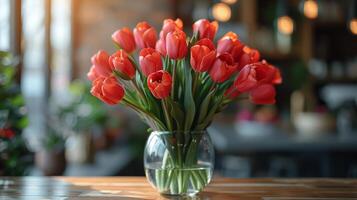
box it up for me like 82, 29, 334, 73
87, 18, 281, 194
87, 18, 281, 132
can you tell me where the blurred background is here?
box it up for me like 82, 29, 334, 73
1, 0, 357, 177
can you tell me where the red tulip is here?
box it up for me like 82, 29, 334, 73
133, 22, 157, 49
160, 18, 183, 39
147, 70, 172, 99
139, 48, 163, 77
190, 39, 216, 72
224, 85, 241, 99
192, 19, 218, 40
155, 38, 166, 56
272, 67, 282, 84
87, 65, 100, 81
166, 30, 188, 59
91, 76, 125, 105
91, 50, 112, 77
111, 27, 136, 53
217, 32, 243, 57
195, 38, 215, 51
237, 46, 260, 70
109, 50, 136, 80
249, 84, 276, 104
209, 53, 238, 83
234, 62, 277, 92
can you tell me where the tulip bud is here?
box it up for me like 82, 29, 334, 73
237, 46, 260, 70
139, 48, 163, 77
166, 30, 188, 59
87, 65, 100, 81
133, 22, 157, 49
155, 38, 166, 56
160, 18, 183, 39
217, 32, 244, 61
147, 70, 172, 99
111, 27, 136, 53
249, 84, 276, 104
193, 19, 218, 40
91, 50, 112, 77
195, 38, 215, 51
209, 53, 238, 83
91, 76, 125, 105
190, 39, 216, 72
234, 62, 277, 92
109, 50, 136, 80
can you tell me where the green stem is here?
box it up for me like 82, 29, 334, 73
161, 99, 173, 131
130, 80, 146, 103
171, 60, 177, 100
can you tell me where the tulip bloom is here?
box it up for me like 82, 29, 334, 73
209, 53, 238, 83
160, 18, 183, 39
193, 19, 218, 40
155, 38, 166, 56
133, 22, 157, 49
166, 30, 188, 59
237, 46, 260, 70
91, 50, 112, 77
139, 48, 163, 77
91, 76, 125, 105
249, 84, 276, 104
109, 50, 136, 80
224, 85, 241, 99
217, 32, 245, 63
190, 39, 216, 72
234, 62, 278, 92
111, 27, 136, 53
87, 65, 100, 81
147, 70, 172, 99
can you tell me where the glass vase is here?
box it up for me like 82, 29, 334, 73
144, 131, 214, 196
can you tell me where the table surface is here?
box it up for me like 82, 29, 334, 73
1, 177, 357, 199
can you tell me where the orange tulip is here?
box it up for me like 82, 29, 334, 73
111, 27, 136, 53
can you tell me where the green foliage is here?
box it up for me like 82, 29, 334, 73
0, 51, 31, 176
52, 80, 117, 134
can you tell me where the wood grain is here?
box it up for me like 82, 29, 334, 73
1, 177, 357, 199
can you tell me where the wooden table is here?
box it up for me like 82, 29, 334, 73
1, 177, 357, 199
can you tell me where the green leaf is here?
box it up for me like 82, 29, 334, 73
166, 98, 184, 130
197, 88, 216, 124
183, 62, 196, 131
195, 96, 222, 130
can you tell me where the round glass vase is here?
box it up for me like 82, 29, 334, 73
144, 131, 214, 196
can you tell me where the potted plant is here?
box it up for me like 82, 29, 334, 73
0, 51, 31, 176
